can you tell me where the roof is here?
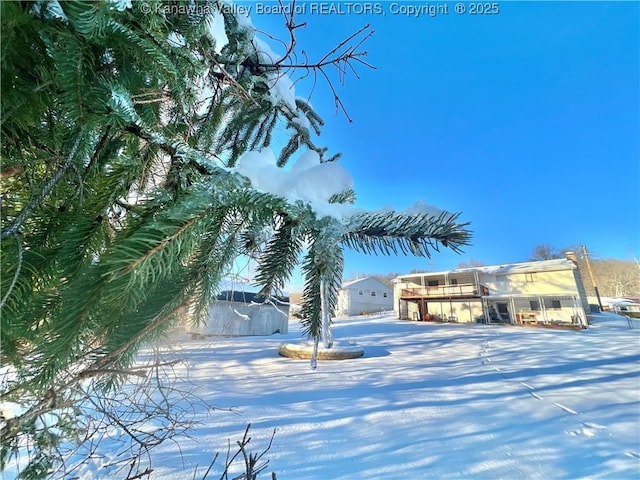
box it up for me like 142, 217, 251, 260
397, 259, 577, 280
599, 297, 640, 307
216, 290, 289, 305
340, 276, 392, 290
479, 259, 577, 275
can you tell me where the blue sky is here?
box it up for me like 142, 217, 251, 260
248, 1, 639, 283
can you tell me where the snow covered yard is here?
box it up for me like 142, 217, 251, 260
5, 312, 637, 479
133, 312, 640, 479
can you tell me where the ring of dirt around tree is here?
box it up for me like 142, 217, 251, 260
278, 340, 364, 360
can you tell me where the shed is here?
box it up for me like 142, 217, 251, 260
187, 291, 289, 337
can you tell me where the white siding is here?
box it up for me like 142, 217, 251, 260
337, 277, 393, 316
396, 259, 589, 327
186, 301, 289, 336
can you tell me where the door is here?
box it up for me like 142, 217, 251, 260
496, 302, 511, 323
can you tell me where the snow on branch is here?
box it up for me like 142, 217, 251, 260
235, 149, 355, 221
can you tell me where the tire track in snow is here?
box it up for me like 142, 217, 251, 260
478, 334, 610, 440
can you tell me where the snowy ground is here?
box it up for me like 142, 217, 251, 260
135, 311, 640, 479
6, 313, 638, 479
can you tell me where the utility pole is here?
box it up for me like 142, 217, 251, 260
583, 245, 603, 311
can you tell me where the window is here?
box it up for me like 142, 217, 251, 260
450, 279, 458, 286
427, 280, 439, 287
371, 291, 376, 297
544, 298, 562, 310
495, 275, 508, 293
358, 289, 363, 296
525, 273, 536, 283
383, 292, 388, 298
529, 300, 540, 311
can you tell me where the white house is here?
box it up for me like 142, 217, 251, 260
394, 256, 590, 328
336, 276, 394, 316
596, 297, 640, 315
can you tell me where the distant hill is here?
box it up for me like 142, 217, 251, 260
582, 258, 639, 298
288, 292, 303, 306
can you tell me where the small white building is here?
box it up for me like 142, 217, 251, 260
394, 257, 590, 328
595, 297, 640, 315
336, 277, 394, 316
185, 291, 289, 337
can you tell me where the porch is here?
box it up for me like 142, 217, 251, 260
482, 295, 587, 328
397, 269, 487, 302
401, 283, 482, 300
400, 297, 484, 323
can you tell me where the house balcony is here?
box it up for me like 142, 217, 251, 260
400, 284, 483, 300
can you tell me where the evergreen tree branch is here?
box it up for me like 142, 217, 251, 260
84, 126, 113, 173
342, 211, 471, 257
0, 234, 22, 309
255, 217, 305, 297
1, 132, 83, 240
209, 55, 261, 107
123, 212, 206, 273
299, 220, 344, 339
0, 3, 473, 474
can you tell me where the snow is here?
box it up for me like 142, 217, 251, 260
600, 296, 640, 308
253, 36, 281, 65
31, 0, 67, 21
402, 258, 579, 277
108, 88, 136, 123
266, 71, 297, 112
205, 12, 228, 54
4, 312, 639, 479
0, 401, 26, 423
108, 0, 131, 11
403, 200, 445, 217
292, 113, 312, 131
251, 36, 297, 111
233, 308, 251, 321
232, 3, 254, 30
235, 149, 355, 220
167, 31, 186, 48
208, 6, 296, 111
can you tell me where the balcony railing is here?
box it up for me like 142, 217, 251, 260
401, 284, 480, 299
